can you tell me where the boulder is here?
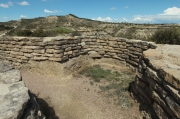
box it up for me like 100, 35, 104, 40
0, 60, 29, 119
0, 60, 45, 119
143, 44, 180, 90
88, 51, 101, 58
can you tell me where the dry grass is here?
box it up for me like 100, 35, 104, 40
80, 65, 135, 109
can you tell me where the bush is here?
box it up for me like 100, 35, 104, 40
43, 31, 58, 37
117, 27, 136, 39
16, 29, 33, 36
0, 25, 14, 31
33, 27, 46, 37
71, 30, 81, 36
149, 27, 180, 44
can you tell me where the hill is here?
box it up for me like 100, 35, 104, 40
1, 14, 180, 40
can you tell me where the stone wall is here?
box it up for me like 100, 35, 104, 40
130, 45, 180, 119
0, 36, 155, 69
0, 36, 179, 119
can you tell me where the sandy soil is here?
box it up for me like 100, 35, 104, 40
21, 60, 141, 119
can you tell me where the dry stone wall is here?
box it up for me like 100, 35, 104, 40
0, 36, 179, 119
0, 36, 155, 69
130, 45, 180, 119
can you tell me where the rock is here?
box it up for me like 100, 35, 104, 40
0, 60, 29, 119
143, 45, 180, 90
135, 76, 147, 89
49, 57, 62, 62
34, 56, 49, 61
88, 51, 101, 58
145, 67, 162, 84
0, 81, 29, 119
147, 77, 169, 99
0, 60, 45, 119
153, 102, 170, 119
0, 84, 9, 95
0, 69, 21, 84
23, 46, 43, 49
0, 60, 13, 72
165, 96, 180, 118
148, 90, 175, 117
163, 81, 180, 103
98, 51, 105, 55
135, 85, 153, 105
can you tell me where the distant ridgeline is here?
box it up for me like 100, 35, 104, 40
0, 36, 180, 118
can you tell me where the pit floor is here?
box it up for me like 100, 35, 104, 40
21, 63, 141, 119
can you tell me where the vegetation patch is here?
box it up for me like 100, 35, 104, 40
80, 65, 135, 109
149, 27, 180, 44
46, 27, 73, 34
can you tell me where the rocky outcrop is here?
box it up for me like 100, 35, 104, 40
130, 44, 180, 119
0, 60, 45, 119
0, 60, 29, 119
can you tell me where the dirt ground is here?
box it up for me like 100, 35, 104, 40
21, 57, 142, 119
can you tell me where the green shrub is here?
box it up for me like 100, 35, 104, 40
33, 27, 46, 37
0, 25, 14, 31
117, 27, 137, 39
16, 29, 33, 36
149, 27, 180, 44
71, 30, 81, 36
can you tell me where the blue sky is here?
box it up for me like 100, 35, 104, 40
1, 0, 180, 23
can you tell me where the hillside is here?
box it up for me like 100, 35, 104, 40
0, 14, 180, 40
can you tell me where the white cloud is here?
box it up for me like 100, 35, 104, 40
125, 6, 129, 9
44, 9, 60, 13
19, 1, 29, 5
110, 7, 116, 10
132, 14, 180, 23
94, 7, 180, 23
0, 4, 9, 8
161, 7, 180, 15
0, 2, 13, 8
3, 17, 8, 19
131, 7, 180, 23
7, 1, 13, 6
20, 15, 27, 18
133, 15, 153, 22
122, 18, 128, 22
92, 17, 113, 22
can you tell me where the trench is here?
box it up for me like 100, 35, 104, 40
21, 55, 143, 119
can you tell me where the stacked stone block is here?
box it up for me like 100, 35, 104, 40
131, 54, 180, 118
0, 37, 82, 68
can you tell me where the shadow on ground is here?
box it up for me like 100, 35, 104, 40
29, 91, 59, 119
36, 97, 59, 119
129, 82, 159, 119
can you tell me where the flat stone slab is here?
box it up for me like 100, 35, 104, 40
0, 60, 30, 119
0, 69, 21, 84
0, 84, 9, 95
88, 51, 102, 58
0, 61, 13, 73
143, 44, 180, 89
